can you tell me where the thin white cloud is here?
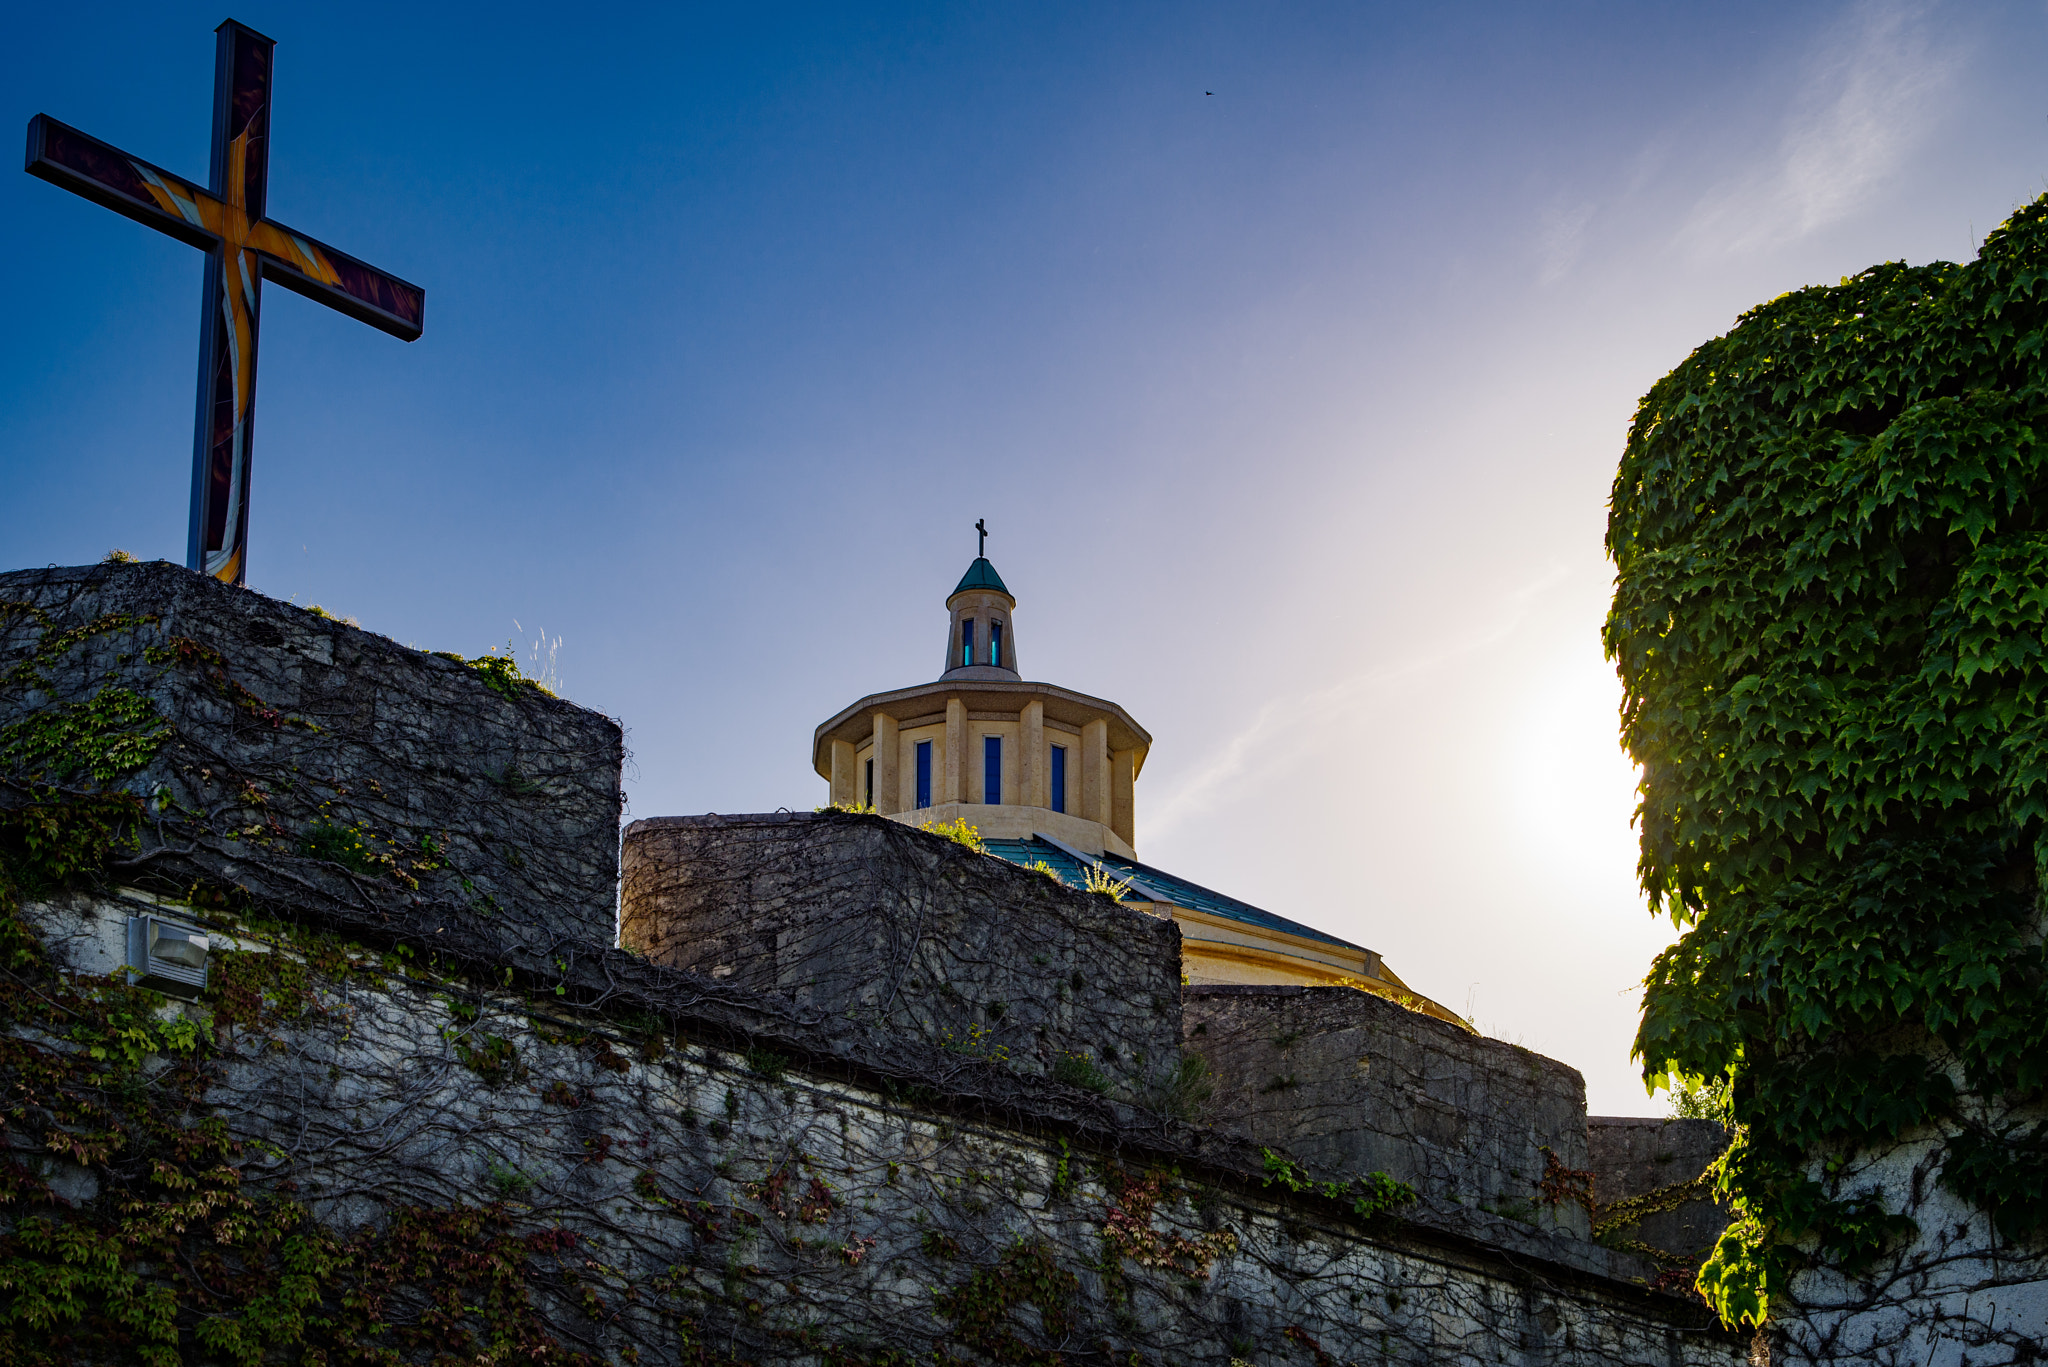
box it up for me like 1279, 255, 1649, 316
1537, 200, 1598, 284
1145, 563, 1574, 840
1675, 0, 1963, 257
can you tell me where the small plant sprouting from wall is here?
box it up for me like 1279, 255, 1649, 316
1101, 1166, 1239, 1280
1152, 1054, 1216, 1121
1668, 1073, 1733, 1125
744, 1044, 792, 1080
467, 644, 556, 701
458, 1033, 524, 1085
1054, 1050, 1111, 1094
938, 1021, 1010, 1063
301, 820, 382, 875
1260, 1149, 1417, 1223
1082, 862, 1132, 902
1538, 1146, 1596, 1220
917, 816, 986, 854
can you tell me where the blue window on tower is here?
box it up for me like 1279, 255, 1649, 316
865, 758, 874, 808
1049, 744, 1067, 813
916, 740, 933, 809
961, 621, 975, 668
991, 621, 1003, 669
984, 736, 1001, 804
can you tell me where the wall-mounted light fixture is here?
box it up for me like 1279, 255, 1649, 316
126, 914, 210, 997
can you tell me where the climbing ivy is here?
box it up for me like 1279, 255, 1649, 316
1606, 194, 2048, 1327
0, 687, 170, 785
1257, 1149, 1417, 1222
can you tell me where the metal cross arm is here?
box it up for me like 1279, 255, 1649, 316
26, 116, 423, 341
21, 19, 424, 587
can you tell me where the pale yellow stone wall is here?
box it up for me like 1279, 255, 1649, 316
1080, 718, 1109, 826
1019, 700, 1044, 807
854, 707, 1088, 830
871, 713, 899, 814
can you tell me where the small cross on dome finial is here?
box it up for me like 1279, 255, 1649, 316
976, 518, 987, 558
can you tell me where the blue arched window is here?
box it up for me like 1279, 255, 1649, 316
991, 621, 1004, 669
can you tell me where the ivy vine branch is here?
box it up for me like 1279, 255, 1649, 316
1607, 193, 2048, 1327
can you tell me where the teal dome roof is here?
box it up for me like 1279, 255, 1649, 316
953, 557, 1010, 596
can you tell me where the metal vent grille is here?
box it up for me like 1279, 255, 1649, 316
125, 914, 210, 998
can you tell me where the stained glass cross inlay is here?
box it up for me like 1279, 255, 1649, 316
25, 18, 425, 586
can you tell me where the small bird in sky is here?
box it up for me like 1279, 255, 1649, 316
1205, 91, 1213, 95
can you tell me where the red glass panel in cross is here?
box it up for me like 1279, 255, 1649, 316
25, 19, 425, 586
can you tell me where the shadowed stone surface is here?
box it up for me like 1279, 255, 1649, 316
0, 560, 623, 950
1185, 984, 1597, 1239
620, 811, 1183, 1104
1588, 1116, 1732, 1266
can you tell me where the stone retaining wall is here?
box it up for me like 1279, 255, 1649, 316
621, 812, 1184, 1104
1586, 1117, 1731, 1270
16, 889, 1748, 1366
1185, 985, 1597, 1239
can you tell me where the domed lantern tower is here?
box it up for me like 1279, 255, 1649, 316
814, 542, 1148, 858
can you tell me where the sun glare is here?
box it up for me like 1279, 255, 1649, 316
1505, 648, 1642, 880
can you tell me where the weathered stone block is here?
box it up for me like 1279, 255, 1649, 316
0, 560, 622, 949
1587, 1116, 1731, 1266
1185, 984, 1595, 1237
620, 811, 1183, 1102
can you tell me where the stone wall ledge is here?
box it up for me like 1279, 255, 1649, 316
170, 865, 1710, 1307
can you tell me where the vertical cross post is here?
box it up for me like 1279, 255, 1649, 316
190, 21, 275, 584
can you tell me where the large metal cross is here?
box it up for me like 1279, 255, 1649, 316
25, 19, 424, 586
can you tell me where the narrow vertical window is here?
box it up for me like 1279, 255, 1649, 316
990, 621, 1003, 669
961, 620, 975, 668
916, 740, 933, 809
1049, 745, 1067, 813
984, 735, 1002, 804
865, 758, 874, 808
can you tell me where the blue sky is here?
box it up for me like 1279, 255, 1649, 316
6, 1, 2046, 1112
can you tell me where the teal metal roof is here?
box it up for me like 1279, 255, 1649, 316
982, 836, 1362, 952
953, 557, 1010, 596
